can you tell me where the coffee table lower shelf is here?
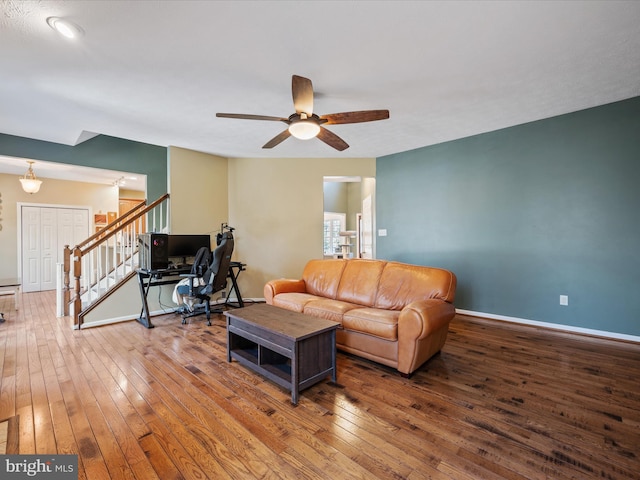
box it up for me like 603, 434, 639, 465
225, 305, 339, 405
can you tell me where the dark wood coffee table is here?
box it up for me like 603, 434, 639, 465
224, 304, 339, 405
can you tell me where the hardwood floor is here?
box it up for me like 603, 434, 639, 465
1, 290, 639, 479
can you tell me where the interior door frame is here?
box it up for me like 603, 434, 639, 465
17, 202, 93, 285
322, 176, 376, 260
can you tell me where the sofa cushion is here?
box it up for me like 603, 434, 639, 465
376, 262, 456, 310
302, 259, 346, 299
272, 292, 322, 313
342, 307, 400, 341
336, 259, 385, 306
303, 298, 359, 323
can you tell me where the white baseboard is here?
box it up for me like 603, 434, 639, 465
77, 300, 268, 329
79, 315, 136, 329
80, 302, 638, 343
216, 297, 265, 305
456, 309, 640, 343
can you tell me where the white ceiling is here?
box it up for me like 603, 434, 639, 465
1, 1, 639, 185
0, 154, 145, 190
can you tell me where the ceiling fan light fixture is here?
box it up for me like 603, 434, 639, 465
288, 119, 321, 140
46, 17, 84, 39
19, 161, 43, 194
216, 75, 388, 150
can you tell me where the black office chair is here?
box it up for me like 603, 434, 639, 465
177, 231, 235, 325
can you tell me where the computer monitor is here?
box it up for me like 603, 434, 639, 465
167, 234, 211, 265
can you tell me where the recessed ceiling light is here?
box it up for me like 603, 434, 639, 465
46, 17, 84, 39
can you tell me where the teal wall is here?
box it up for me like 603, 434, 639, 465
0, 133, 167, 201
377, 97, 640, 336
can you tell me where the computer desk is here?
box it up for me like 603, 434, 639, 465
136, 261, 246, 328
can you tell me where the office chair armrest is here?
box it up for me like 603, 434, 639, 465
179, 273, 199, 294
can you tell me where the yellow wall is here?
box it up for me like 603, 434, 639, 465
82, 272, 179, 326
168, 146, 228, 238
228, 157, 375, 298
1, 151, 375, 322
0, 172, 118, 279
90, 146, 230, 326
87, 152, 375, 321
145, 149, 375, 303
118, 188, 144, 200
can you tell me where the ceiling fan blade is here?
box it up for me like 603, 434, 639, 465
292, 75, 314, 115
262, 129, 292, 149
216, 113, 288, 122
320, 109, 390, 125
317, 127, 349, 151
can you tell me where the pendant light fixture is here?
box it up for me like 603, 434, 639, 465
19, 161, 43, 194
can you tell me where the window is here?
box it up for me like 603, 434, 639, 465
323, 212, 346, 256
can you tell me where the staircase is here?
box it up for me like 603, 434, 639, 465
63, 194, 170, 328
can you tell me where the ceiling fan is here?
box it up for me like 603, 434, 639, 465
216, 75, 389, 151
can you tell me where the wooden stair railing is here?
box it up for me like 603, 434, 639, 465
63, 194, 170, 327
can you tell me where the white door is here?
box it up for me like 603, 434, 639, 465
40, 207, 57, 291
21, 205, 90, 293
57, 208, 90, 254
22, 206, 41, 292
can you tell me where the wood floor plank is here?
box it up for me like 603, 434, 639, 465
3, 291, 640, 479
426, 349, 640, 477
329, 364, 538, 480
94, 332, 225, 479
138, 432, 183, 480
0, 329, 17, 420
146, 349, 293, 477
159, 335, 334, 478
438, 335, 640, 476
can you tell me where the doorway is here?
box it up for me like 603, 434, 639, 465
323, 176, 375, 259
20, 204, 90, 292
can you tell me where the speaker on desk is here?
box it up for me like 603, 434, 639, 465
138, 233, 169, 270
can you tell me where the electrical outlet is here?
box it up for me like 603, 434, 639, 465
378, 229, 387, 237
559, 295, 569, 306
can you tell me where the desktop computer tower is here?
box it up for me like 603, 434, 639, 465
138, 233, 169, 270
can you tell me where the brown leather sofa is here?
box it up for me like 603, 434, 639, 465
264, 258, 457, 376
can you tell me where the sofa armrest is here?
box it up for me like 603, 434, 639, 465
399, 299, 455, 340
263, 279, 306, 304
397, 299, 456, 375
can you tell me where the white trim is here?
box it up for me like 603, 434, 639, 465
77, 300, 268, 329
79, 315, 133, 329
228, 297, 265, 304
81, 307, 179, 329
456, 309, 640, 344
77, 303, 638, 344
